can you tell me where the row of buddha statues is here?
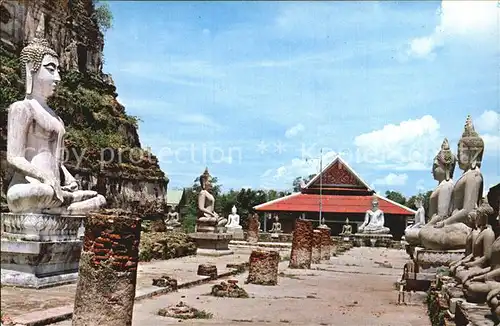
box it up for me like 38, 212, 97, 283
404, 115, 488, 251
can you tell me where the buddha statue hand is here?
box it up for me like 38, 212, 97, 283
61, 181, 78, 192
487, 288, 500, 303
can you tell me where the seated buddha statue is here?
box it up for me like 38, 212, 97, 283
196, 168, 226, 232
6, 15, 106, 215
270, 215, 282, 233
225, 205, 242, 229
487, 286, 500, 320
463, 235, 500, 303
166, 205, 181, 227
340, 218, 352, 235
404, 196, 426, 245
449, 210, 480, 272
451, 199, 495, 284
419, 116, 484, 250
358, 196, 390, 234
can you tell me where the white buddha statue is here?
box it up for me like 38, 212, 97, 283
225, 205, 242, 229
404, 196, 426, 245
166, 205, 181, 227
5, 15, 106, 215
358, 197, 390, 234
270, 215, 282, 233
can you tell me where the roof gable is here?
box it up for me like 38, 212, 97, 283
305, 156, 371, 191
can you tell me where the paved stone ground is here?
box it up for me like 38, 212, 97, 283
1, 246, 290, 318
49, 247, 430, 326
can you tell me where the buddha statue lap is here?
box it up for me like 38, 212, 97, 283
196, 168, 226, 233
451, 199, 495, 284
166, 205, 181, 227
419, 117, 484, 250
358, 196, 390, 234
225, 205, 242, 229
5, 15, 106, 216
404, 196, 426, 245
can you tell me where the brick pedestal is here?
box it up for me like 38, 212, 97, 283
72, 211, 141, 326
246, 215, 260, 243
246, 249, 279, 285
289, 220, 313, 269
312, 230, 321, 264
318, 227, 331, 260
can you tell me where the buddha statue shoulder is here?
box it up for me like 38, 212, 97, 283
196, 168, 226, 232
451, 199, 495, 284
6, 15, 106, 215
419, 117, 484, 250
225, 205, 242, 229
358, 196, 390, 234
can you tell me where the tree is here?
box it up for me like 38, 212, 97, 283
384, 190, 406, 206
92, 1, 113, 33
292, 174, 317, 192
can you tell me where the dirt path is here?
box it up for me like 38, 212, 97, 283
51, 247, 430, 326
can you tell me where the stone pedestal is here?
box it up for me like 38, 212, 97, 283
414, 247, 465, 271
189, 232, 233, 256
455, 301, 496, 326
246, 215, 259, 243
312, 230, 321, 264
72, 211, 141, 326
246, 249, 279, 286
1, 213, 83, 288
197, 264, 217, 279
352, 233, 393, 247
226, 227, 244, 240
318, 226, 331, 260
289, 220, 313, 269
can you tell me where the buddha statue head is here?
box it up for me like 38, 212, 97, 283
199, 167, 212, 191
458, 115, 484, 170
20, 14, 60, 100
371, 196, 379, 210
231, 205, 237, 215
476, 198, 494, 227
432, 138, 457, 182
345, 218, 350, 224
415, 195, 424, 209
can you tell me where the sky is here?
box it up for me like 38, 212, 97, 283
103, 1, 500, 197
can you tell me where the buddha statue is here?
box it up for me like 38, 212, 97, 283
196, 168, 226, 232
404, 196, 426, 245
341, 218, 352, 235
419, 116, 484, 250
463, 235, 500, 303
166, 205, 181, 227
487, 287, 500, 320
225, 205, 242, 229
358, 196, 390, 234
270, 215, 282, 233
451, 199, 495, 284
5, 15, 106, 215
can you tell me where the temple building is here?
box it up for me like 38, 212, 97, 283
254, 156, 415, 239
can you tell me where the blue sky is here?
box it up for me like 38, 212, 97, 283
103, 1, 499, 197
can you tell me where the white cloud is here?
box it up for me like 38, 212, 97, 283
285, 123, 305, 138
353, 115, 441, 169
373, 173, 408, 186
483, 134, 500, 156
408, 0, 499, 58
176, 114, 221, 129
476, 110, 500, 133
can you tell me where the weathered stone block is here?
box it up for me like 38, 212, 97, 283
311, 230, 321, 264
289, 220, 313, 269
188, 232, 233, 256
246, 249, 279, 286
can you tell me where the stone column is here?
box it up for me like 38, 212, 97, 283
246, 249, 279, 285
312, 230, 321, 264
246, 215, 260, 243
318, 227, 331, 260
289, 219, 313, 269
72, 211, 141, 326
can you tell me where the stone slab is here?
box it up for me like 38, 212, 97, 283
352, 233, 393, 247
226, 228, 245, 240
1, 269, 79, 289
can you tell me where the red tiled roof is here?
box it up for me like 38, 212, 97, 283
254, 193, 414, 215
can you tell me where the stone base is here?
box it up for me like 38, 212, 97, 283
1, 239, 82, 288
455, 301, 496, 326
414, 247, 465, 270
188, 232, 233, 256
226, 228, 244, 240
352, 233, 393, 247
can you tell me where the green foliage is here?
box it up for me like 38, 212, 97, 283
92, 1, 113, 33
385, 190, 407, 206
292, 174, 317, 192
139, 231, 196, 262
